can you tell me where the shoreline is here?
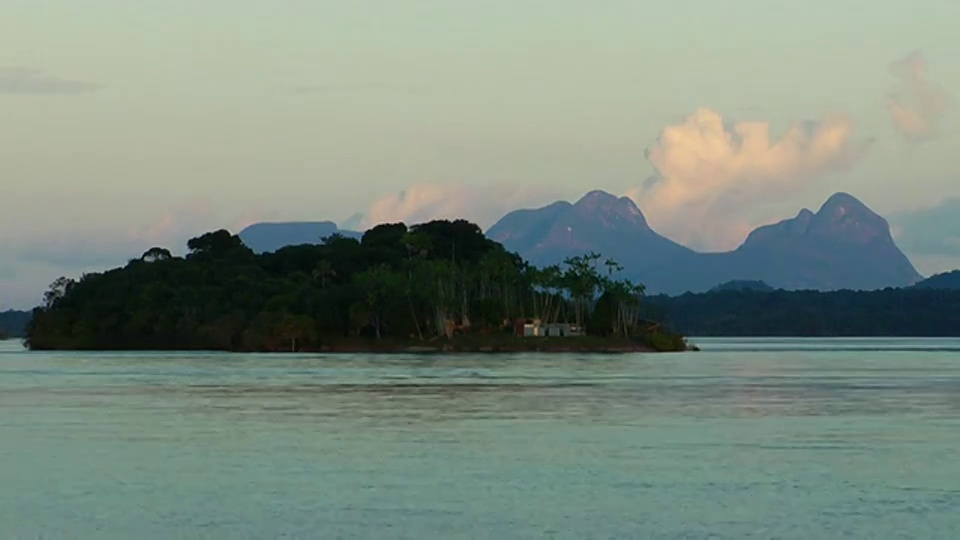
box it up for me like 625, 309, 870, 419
299, 335, 695, 354
26, 336, 694, 354
304, 343, 663, 354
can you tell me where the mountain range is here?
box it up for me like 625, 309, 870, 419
238, 190, 923, 294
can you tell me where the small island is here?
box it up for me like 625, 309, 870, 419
26, 220, 690, 353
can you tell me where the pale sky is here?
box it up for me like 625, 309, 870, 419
2, 0, 959, 308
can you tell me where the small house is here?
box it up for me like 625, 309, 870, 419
514, 319, 584, 338
543, 323, 584, 337
514, 318, 544, 337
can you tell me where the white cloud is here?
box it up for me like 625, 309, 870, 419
0, 203, 223, 308
363, 182, 563, 230
625, 108, 869, 250
885, 51, 950, 141
0, 202, 286, 309
11, 203, 216, 268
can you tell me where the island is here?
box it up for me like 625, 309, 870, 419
25, 219, 690, 353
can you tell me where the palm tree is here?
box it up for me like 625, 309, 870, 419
562, 253, 603, 329
604, 258, 623, 277
312, 260, 336, 289
401, 231, 433, 340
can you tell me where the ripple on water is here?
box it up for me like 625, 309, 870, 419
1, 338, 960, 538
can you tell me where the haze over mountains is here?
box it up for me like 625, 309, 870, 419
238, 190, 923, 295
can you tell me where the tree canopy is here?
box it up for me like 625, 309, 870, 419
0, 310, 31, 339
644, 287, 960, 337
26, 220, 683, 352
912, 270, 960, 291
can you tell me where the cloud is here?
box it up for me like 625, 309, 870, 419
892, 198, 960, 257
11, 202, 215, 269
0, 202, 273, 309
624, 108, 870, 250
340, 212, 366, 231
885, 51, 950, 141
0, 66, 100, 95
362, 183, 563, 230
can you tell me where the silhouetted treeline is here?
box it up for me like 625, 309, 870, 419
912, 270, 960, 291
0, 310, 31, 339
644, 288, 960, 336
26, 220, 685, 352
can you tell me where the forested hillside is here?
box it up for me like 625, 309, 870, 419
646, 288, 960, 337
913, 270, 960, 290
0, 310, 31, 339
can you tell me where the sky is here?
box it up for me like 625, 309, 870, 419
1, 0, 959, 309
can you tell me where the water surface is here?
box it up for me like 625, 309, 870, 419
1, 338, 959, 538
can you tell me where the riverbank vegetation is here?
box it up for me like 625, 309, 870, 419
0, 310, 31, 340
644, 287, 960, 337
26, 220, 688, 352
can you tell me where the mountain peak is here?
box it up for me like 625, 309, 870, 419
487, 189, 690, 272
576, 190, 620, 205
809, 192, 890, 244
572, 190, 648, 226
817, 192, 874, 220
743, 192, 893, 249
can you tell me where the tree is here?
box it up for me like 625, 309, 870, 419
186, 230, 254, 262
43, 277, 76, 309
141, 247, 173, 263
402, 230, 432, 258
276, 314, 317, 352
401, 231, 433, 340
562, 253, 603, 329
604, 258, 623, 278
600, 278, 645, 337
352, 264, 402, 339
312, 260, 336, 289
421, 259, 457, 338
362, 223, 408, 249
409, 220, 490, 265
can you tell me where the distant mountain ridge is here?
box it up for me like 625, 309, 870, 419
487, 190, 921, 294
0, 309, 31, 338
486, 190, 693, 272
237, 189, 923, 293
912, 270, 960, 290
238, 221, 361, 253
721, 192, 921, 292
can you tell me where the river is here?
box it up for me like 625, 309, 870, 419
1, 338, 958, 538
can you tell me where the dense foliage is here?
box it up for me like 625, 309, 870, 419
26, 220, 683, 351
912, 270, 960, 290
645, 288, 960, 336
709, 280, 774, 292
0, 310, 31, 339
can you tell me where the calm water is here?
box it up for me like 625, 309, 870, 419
2, 338, 959, 539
